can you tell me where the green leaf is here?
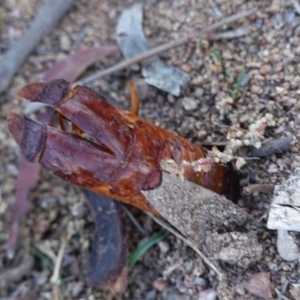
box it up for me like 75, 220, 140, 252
211, 47, 223, 63
128, 231, 167, 270
231, 67, 245, 100
29, 246, 54, 271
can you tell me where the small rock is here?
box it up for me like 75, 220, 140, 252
197, 130, 208, 139
262, 49, 269, 57
239, 114, 250, 123
259, 64, 271, 75
167, 94, 175, 103
194, 277, 206, 286
158, 240, 169, 253
191, 76, 204, 86
250, 85, 261, 94
72, 281, 85, 298
153, 278, 167, 292
145, 289, 157, 300
223, 49, 233, 60
276, 62, 283, 72
196, 289, 217, 300
195, 88, 204, 98
268, 163, 278, 173
277, 230, 300, 261
60, 32, 71, 51
270, 0, 280, 12
6, 163, 18, 176
275, 86, 285, 94
182, 64, 191, 73
182, 97, 198, 111
283, 10, 295, 24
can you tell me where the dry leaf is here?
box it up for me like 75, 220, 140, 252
116, 4, 189, 96
243, 272, 273, 299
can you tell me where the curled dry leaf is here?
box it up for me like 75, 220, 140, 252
43, 46, 120, 83
116, 3, 189, 96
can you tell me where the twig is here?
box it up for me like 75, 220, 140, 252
210, 28, 251, 40
74, 8, 256, 86
0, 0, 75, 95
291, 0, 300, 14
243, 184, 275, 195
275, 288, 292, 300
123, 206, 147, 236
146, 212, 224, 280
51, 239, 66, 284
51, 239, 66, 300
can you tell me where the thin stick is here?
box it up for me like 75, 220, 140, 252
243, 184, 275, 194
291, 0, 300, 14
50, 239, 66, 300
123, 206, 147, 236
209, 28, 251, 40
74, 9, 256, 86
146, 212, 224, 280
51, 239, 66, 285
274, 288, 292, 300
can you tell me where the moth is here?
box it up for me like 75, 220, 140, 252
8, 79, 236, 214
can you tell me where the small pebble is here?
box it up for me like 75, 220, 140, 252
182, 64, 191, 73
158, 240, 169, 253
194, 277, 206, 286
197, 130, 208, 139
275, 86, 285, 94
194, 88, 204, 98
259, 64, 271, 75
182, 97, 198, 111
72, 281, 85, 298
250, 85, 261, 94
283, 10, 295, 24
59, 32, 71, 51
167, 94, 175, 103
223, 49, 233, 60
153, 278, 167, 292
268, 163, 278, 173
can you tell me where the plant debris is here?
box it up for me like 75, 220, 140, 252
116, 3, 189, 96
252, 136, 294, 157
82, 190, 128, 293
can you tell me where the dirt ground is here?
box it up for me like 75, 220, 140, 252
1, 0, 300, 299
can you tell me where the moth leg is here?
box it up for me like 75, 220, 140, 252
129, 81, 140, 116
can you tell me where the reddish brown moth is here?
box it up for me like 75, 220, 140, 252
8, 79, 235, 214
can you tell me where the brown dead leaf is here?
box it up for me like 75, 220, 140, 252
43, 46, 120, 83
243, 272, 273, 299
